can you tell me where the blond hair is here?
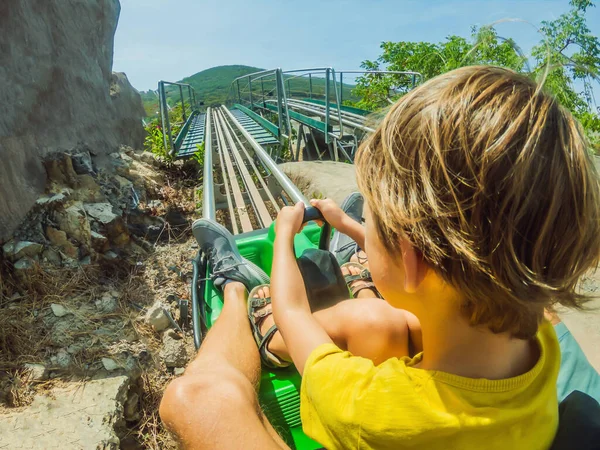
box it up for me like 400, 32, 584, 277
356, 65, 600, 339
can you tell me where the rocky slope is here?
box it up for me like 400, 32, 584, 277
0, 0, 145, 241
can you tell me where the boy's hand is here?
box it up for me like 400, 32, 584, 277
275, 202, 306, 238
310, 198, 347, 230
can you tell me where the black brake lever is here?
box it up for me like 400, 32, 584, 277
302, 206, 331, 251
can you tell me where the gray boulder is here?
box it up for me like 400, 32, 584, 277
0, 0, 145, 242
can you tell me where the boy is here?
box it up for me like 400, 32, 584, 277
160, 66, 600, 449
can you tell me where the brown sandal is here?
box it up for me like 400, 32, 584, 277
247, 285, 291, 369
340, 262, 381, 298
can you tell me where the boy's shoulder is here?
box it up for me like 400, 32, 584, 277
301, 325, 560, 449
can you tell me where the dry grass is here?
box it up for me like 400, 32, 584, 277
0, 154, 202, 447
283, 170, 323, 200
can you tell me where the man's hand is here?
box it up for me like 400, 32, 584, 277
310, 198, 348, 231
275, 202, 306, 239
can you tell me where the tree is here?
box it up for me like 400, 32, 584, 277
354, 1, 600, 149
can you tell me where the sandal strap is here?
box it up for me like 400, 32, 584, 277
259, 324, 288, 369
250, 297, 271, 308
351, 282, 381, 298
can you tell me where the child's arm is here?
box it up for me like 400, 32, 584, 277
271, 202, 334, 375
310, 198, 366, 249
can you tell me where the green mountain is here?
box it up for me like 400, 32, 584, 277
140, 65, 358, 118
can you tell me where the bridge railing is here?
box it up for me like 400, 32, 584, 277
227, 67, 423, 160
158, 81, 199, 156
228, 69, 292, 146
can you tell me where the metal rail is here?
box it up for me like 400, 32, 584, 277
223, 107, 308, 206
285, 99, 375, 133
202, 108, 216, 220
158, 80, 199, 155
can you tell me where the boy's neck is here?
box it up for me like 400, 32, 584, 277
415, 306, 539, 380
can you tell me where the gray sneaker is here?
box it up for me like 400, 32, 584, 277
192, 219, 270, 291
329, 192, 364, 265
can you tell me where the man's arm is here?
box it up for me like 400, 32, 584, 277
271, 202, 333, 375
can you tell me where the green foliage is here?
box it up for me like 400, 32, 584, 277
531, 0, 600, 146
355, 1, 600, 149
354, 27, 526, 110
192, 142, 205, 168
143, 120, 171, 162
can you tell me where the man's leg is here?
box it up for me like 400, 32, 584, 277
161, 218, 289, 449
160, 282, 288, 450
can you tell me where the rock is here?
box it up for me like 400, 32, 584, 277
163, 328, 181, 340
55, 202, 92, 248
44, 154, 79, 189
96, 292, 119, 313
101, 358, 120, 371
67, 343, 85, 354
84, 202, 130, 246
123, 391, 140, 422
160, 334, 188, 368
50, 304, 70, 317
91, 231, 109, 252
102, 250, 119, 261
109, 152, 133, 177
75, 174, 105, 202
174, 367, 185, 376
128, 210, 166, 240
0, 0, 145, 243
24, 363, 47, 381
165, 208, 189, 228
41, 248, 62, 266
2, 240, 43, 261
83, 202, 118, 225
71, 150, 95, 175
139, 151, 158, 166
52, 349, 72, 368
14, 258, 35, 270
0, 376, 129, 450
36, 190, 71, 207
145, 302, 171, 332
46, 226, 79, 258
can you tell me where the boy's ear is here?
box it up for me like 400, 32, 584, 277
399, 238, 428, 293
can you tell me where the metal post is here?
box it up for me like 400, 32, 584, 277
325, 68, 330, 145
287, 79, 291, 98
188, 85, 193, 110
275, 69, 285, 146
248, 78, 253, 108
309, 73, 313, 99
412, 74, 417, 88
179, 85, 187, 122
261, 78, 265, 108
159, 81, 175, 155
237, 79, 241, 103
340, 72, 343, 106
295, 124, 304, 161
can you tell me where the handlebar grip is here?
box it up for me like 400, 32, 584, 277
302, 206, 325, 224
301, 206, 330, 251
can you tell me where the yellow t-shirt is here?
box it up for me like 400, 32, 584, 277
300, 321, 560, 450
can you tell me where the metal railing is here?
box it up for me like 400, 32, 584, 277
158, 80, 199, 155
227, 67, 423, 162
229, 69, 292, 146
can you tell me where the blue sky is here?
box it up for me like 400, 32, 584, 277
114, 0, 600, 92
